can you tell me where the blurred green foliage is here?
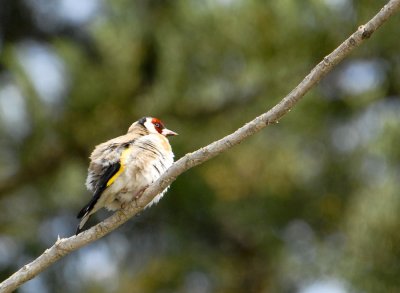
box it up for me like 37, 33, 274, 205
0, 0, 399, 292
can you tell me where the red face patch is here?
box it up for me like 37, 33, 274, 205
151, 118, 165, 134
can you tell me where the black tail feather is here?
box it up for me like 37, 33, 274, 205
76, 198, 96, 235
76, 162, 121, 235
76, 209, 91, 235
77, 204, 89, 219
76, 225, 84, 235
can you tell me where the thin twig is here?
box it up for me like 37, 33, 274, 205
1, 0, 399, 292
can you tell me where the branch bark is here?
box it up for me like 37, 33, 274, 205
1, 0, 400, 292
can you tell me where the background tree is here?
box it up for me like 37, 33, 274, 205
0, 0, 399, 292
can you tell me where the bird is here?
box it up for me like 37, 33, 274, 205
76, 117, 177, 234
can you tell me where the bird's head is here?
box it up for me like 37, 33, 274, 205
136, 117, 178, 137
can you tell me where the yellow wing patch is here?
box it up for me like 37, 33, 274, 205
106, 147, 132, 187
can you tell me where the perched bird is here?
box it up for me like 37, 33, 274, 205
76, 117, 177, 234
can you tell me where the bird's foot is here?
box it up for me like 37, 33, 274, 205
134, 185, 149, 199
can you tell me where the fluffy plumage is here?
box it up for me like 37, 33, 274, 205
76, 117, 177, 234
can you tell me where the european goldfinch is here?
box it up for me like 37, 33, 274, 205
76, 117, 177, 234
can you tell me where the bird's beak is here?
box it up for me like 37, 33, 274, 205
162, 128, 178, 137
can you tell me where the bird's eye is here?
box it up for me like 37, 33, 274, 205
155, 123, 161, 128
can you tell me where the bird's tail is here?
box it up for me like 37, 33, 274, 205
76, 185, 106, 235
76, 214, 90, 235
76, 202, 93, 235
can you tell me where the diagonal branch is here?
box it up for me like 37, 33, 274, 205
1, 0, 400, 292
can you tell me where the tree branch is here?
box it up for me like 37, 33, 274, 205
1, 0, 400, 292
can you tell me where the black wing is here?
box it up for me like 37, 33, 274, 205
77, 162, 121, 220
